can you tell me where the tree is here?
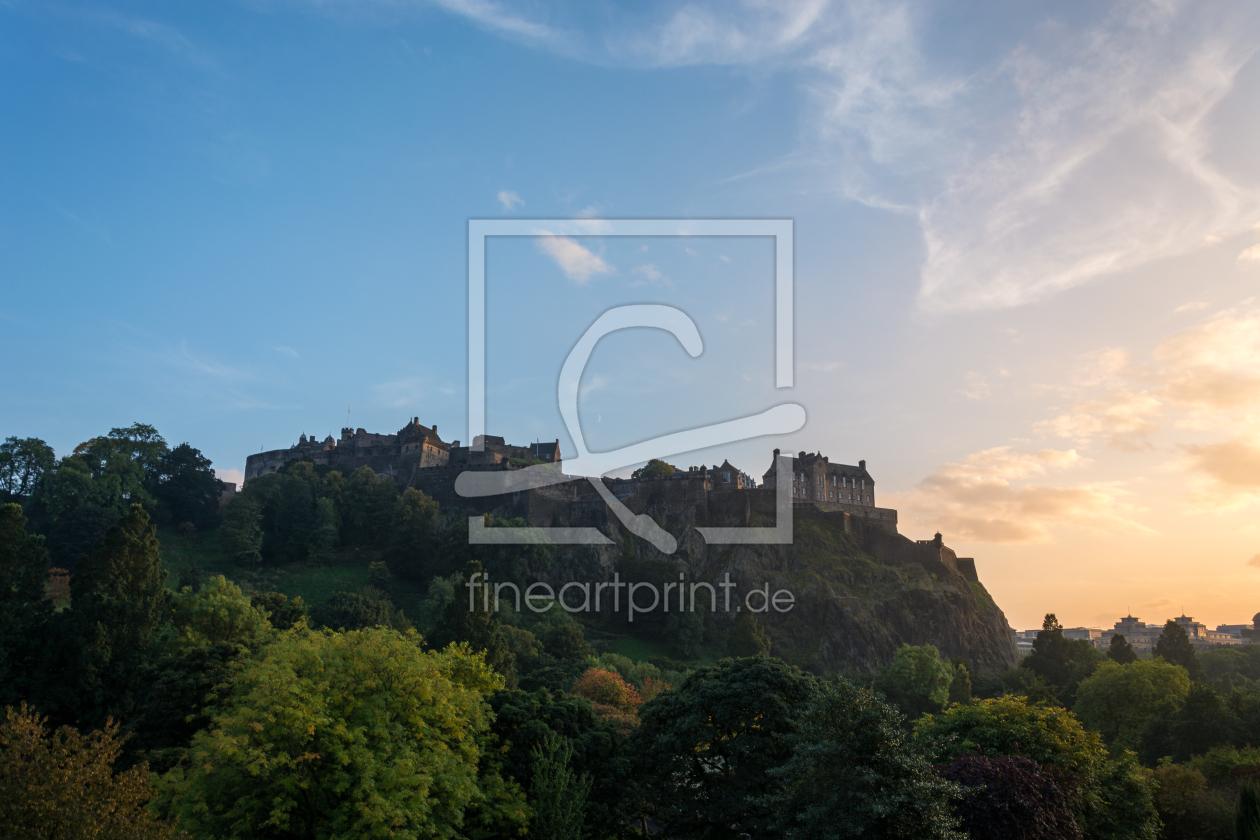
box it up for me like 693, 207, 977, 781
1022, 613, 1104, 706
764, 677, 964, 839
105, 423, 169, 485
151, 443, 222, 529
949, 663, 974, 706
386, 486, 439, 578
938, 754, 1080, 840
1138, 682, 1240, 765
65, 504, 172, 728
0, 504, 53, 707
0, 436, 56, 504
248, 590, 307, 630
170, 575, 274, 648
571, 668, 642, 731
309, 496, 339, 562
628, 656, 816, 837
429, 563, 516, 687
917, 697, 1159, 840
874, 644, 955, 722
631, 459, 676, 480
125, 642, 247, 773
313, 588, 409, 632
339, 465, 398, 546
0, 703, 184, 839
528, 731, 592, 840
488, 688, 627, 840
728, 606, 770, 656
158, 628, 526, 840
218, 492, 262, 565
1155, 620, 1205, 681
1108, 633, 1138, 664
1073, 660, 1191, 753
1239, 783, 1260, 840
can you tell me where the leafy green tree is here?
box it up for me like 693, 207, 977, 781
917, 696, 1106, 781
541, 620, 594, 661
631, 459, 676, 480
488, 688, 626, 839
314, 588, 409, 632
949, 663, 973, 706
157, 628, 526, 840
125, 642, 247, 773
151, 442, 222, 529
0, 504, 53, 707
309, 496, 339, 562
430, 565, 516, 688
1108, 633, 1139, 664
0, 703, 184, 839
339, 465, 398, 546
728, 606, 770, 656
1155, 620, 1205, 681
766, 677, 965, 840
63, 504, 172, 728
0, 436, 56, 504
1201, 645, 1260, 688
939, 754, 1080, 840
218, 492, 262, 565
874, 644, 955, 722
628, 656, 816, 837
248, 590, 307, 630
528, 731, 592, 840
1073, 659, 1191, 752
105, 423, 169, 485
170, 575, 274, 648
1239, 783, 1260, 840
1022, 613, 1104, 706
1139, 682, 1241, 765
917, 696, 1159, 840
386, 486, 439, 578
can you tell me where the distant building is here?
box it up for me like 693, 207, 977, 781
1099, 613, 1253, 651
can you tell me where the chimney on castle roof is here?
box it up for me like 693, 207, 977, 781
799, 450, 806, 459
859, 459, 866, 469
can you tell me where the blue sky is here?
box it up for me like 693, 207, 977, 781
4, 0, 1260, 630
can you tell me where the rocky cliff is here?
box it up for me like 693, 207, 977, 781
529, 499, 1019, 676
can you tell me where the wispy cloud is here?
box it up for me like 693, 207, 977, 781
497, 190, 523, 210
630, 263, 669, 286
174, 340, 248, 381
1248, 553, 1260, 569
273, 345, 300, 358
534, 232, 613, 282
430, 0, 564, 46
416, 1, 1260, 312
1238, 244, 1260, 266
890, 446, 1153, 544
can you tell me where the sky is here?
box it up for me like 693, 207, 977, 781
2, 0, 1260, 632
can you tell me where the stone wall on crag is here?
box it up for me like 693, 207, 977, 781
242, 422, 1016, 673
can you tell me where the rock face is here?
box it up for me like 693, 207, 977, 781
526, 498, 1019, 677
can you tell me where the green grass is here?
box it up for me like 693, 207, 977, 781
157, 526, 379, 607
606, 635, 674, 662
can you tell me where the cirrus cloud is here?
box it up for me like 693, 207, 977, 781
534, 232, 613, 283
889, 445, 1153, 544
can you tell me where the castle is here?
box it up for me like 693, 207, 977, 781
244, 418, 979, 581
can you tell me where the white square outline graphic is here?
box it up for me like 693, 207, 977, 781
466, 218, 794, 547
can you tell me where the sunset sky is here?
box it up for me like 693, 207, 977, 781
3, 0, 1259, 631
